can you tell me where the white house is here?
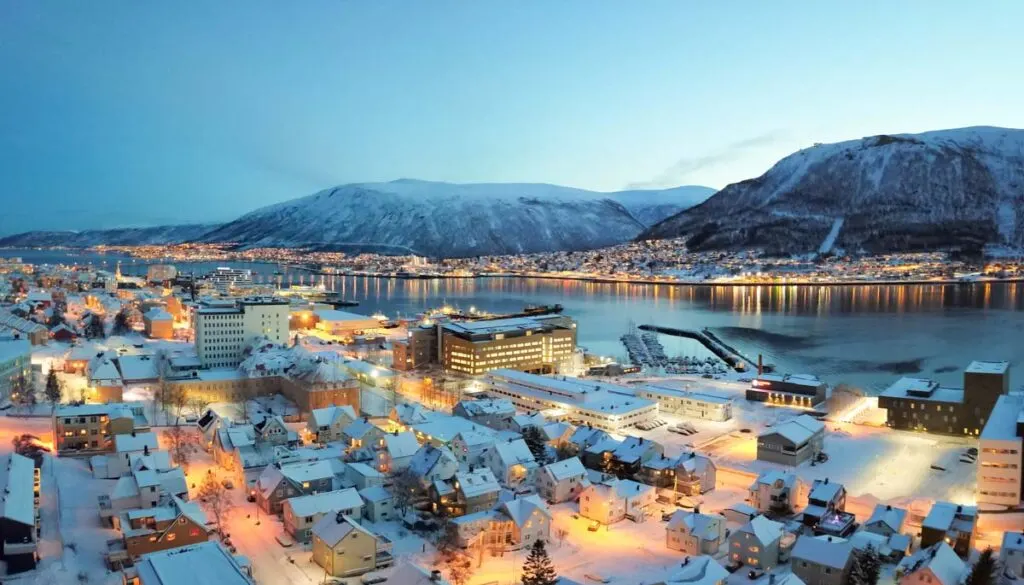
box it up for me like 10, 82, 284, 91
727, 515, 785, 570
536, 457, 589, 504
862, 503, 907, 537
282, 488, 364, 543
359, 486, 393, 522
450, 431, 496, 467
484, 438, 538, 487
1000, 531, 1024, 581
407, 444, 459, 488
579, 479, 655, 525
653, 555, 729, 585
307, 405, 357, 443
749, 470, 805, 514
666, 510, 727, 555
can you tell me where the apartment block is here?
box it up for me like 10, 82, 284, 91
193, 297, 290, 368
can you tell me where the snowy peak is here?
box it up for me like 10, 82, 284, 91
640, 126, 1024, 254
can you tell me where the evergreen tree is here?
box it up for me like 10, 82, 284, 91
965, 547, 1000, 585
521, 539, 557, 585
44, 368, 62, 408
85, 314, 106, 339
112, 310, 131, 335
859, 544, 881, 585
523, 426, 550, 465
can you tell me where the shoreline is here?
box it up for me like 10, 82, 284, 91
3, 247, 1023, 288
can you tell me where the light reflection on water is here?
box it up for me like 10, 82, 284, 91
5, 249, 1022, 392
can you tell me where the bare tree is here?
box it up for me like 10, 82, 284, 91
435, 528, 474, 585
160, 381, 188, 424
197, 472, 235, 536
163, 425, 197, 471
186, 395, 208, 420
390, 468, 421, 516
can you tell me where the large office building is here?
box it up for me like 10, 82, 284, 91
878, 361, 1010, 437
977, 394, 1024, 507
193, 297, 290, 368
440, 316, 576, 376
484, 369, 657, 433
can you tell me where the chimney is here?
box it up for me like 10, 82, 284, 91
827, 536, 833, 542
758, 354, 763, 376
694, 505, 701, 514
886, 504, 892, 511
824, 477, 829, 484
131, 430, 136, 438
682, 556, 690, 566
143, 445, 149, 456
430, 570, 443, 582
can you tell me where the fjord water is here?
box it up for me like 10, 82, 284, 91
6, 249, 1023, 392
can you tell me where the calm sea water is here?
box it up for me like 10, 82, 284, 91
5, 248, 1024, 392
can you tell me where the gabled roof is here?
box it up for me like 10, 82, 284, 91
408, 444, 457, 479
342, 418, 379, 440
737, 515, 784, 545
791, 536, 853, 569
808, 479, 844, 503
286, 488, 362, 517
760, 414, 824, 445
310, 405, 357, 428
542, 457, 586, 482
279, 460, 336, 484
865, 504, 906, 532
115, 432, 159, 453
382, 431, 421, 459
897, 542, 965, 585
135, 542, 251, 585
311, 513, 376, 548
492, 439, 537, 469
667, 511, 724, 542
660, 555, 729, 585
454, 468, 500, 498
500, 494, 551, 528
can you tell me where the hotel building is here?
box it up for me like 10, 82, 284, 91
441, 316, 576, 376
193, 297, 290, 368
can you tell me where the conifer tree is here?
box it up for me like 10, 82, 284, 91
523, 426, 550, 465
965, 547, 999, 585
521, 539, 557, 585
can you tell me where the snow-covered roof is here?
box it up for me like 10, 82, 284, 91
660, 555, 729, 585
542, 457, 586, 482
413, 416, 490, 444
310, 405, 357, 428
454, 468, 500, 498
0, 454, 35, 526
808, 479, 843, 503
359, 486, 392, 503
981, 394, 1024, 440
455, 398, 516, 417
145, 308, 173, 321
791, 536, 853, 569
89, 357, 124, 385
1001, 531, 1024, 553
865, 504, 906, 533
116, 354, 160, 381
500, 494, 550, 528
923, 501, 977, 531
760, 415, 824, 445
897, 542, 965, 585
613, 479, 653, 500
453, 430, 495, 447
135, 542, 251, 585
286, 488, 362, 517
965, 360, 1009, 374
311, 513, 376, 548
280, 460, 336, 484
492, 438, 537, 469
115, 432, 159, 453
388, 561, 450, 585
738, 515, 784, 545
343, 418, 379, 440
382, 432, 421, 460
667, 511, 724, 542
159, 468, 188, 496
408, 444, 457, 478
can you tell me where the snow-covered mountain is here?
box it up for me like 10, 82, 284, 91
641, 127, 1024, 255
0, 224, 221, 248
199, 180, 714, 257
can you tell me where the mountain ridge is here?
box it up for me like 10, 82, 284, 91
640, 126, 1024, 255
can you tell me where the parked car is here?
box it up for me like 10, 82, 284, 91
587, 521, 600, 532
748, 568, 764, 579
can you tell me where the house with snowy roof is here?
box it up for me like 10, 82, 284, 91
896, 542, 966, 585
431, 467, 501, 517
537, 456, 589, 503
484, 437, 538, 487
453, 398, 517, 429
920, 501, 977, 557
100, 466, 188, 521
666, 510, 727, 555
359, 486, 393, 522
407, 444, 459, 488
341, 417, 385, 449
143, 308, 173, 339
791, 535, 854, 585
862, 503, 907, 537
579, 478, 655, 525
727, 515, 785, 570
756, 414, 825, 466
540, 421, 574, 446
0, 454, 38, 573
52, 402, 149, 453
448, 494, 552, 551
131, 541, 253, 585
450, 430, 496, 467
389, 403, 438, 427
92, 446, 173, 480
106, 496, 211, 566
311, 513, 393, 577
388, 562, 451, 585
88, 353, 126, 402
749, 470, 805, 515
652, 555, 728, 585
50, 322, 77, 342
256, 460, 339, 515
802, 478, 847, 530
369, 431, 421, 474
567, 425, 612, 453
306, 405, 358, 443
283, 488, 364, 543
345, 462, 385, 491
254, 415, 296, 446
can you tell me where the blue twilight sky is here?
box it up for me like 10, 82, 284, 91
2, 1, 1023, 234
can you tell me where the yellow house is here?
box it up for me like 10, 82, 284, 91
310, 514, 392, 577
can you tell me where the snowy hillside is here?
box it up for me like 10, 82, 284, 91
0, 223, 221, 248
640, 126, 1024, 254
199, 179, 714, 257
